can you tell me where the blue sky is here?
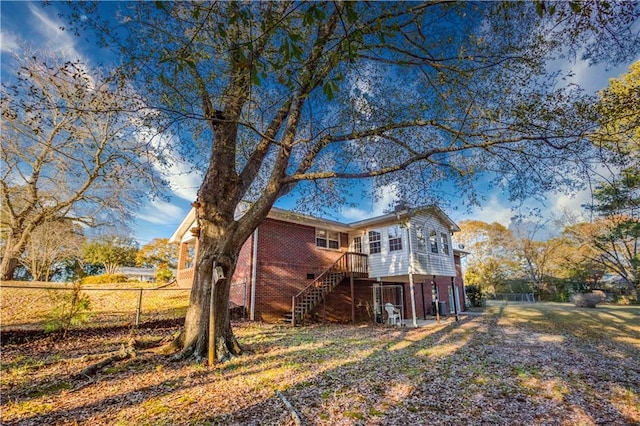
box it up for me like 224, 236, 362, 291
2, 2, 637, 245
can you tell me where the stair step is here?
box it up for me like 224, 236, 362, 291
289, 253, 370, 326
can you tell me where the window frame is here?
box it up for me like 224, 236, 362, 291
368, 230, 381, 254
415, 225, 426, 252
429, 229, 438, 253
441, 232, 450, 255
316, 228, 340, 250
352, 235, 363, 253
388, 225, 403, 252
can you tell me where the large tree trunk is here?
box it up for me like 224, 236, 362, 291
0, 256, 18, 281
1, 236, 21, 281
171, 201, 253, 362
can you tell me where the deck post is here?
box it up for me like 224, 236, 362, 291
291, 296, 296, 327
408, 273, 418, 327
350, 273, 355, 325
451, 277, 459, 321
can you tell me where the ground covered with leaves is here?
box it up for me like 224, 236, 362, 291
2, 303, 639, 425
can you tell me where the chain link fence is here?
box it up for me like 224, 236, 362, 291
488, 293, 536, 304
1, 282, 191, 332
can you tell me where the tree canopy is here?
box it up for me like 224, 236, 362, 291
18, 219, 84, 282
70, 1, 640, 212
0, 53, 165, 280
63, 1, 640, 361
136, 238, 178, 269
83, 236, 139, 275
587, 62, 640, 295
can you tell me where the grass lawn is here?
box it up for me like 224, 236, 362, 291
0, 281, 190, 331
1, 303, 639, 425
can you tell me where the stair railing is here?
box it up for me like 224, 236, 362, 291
291, 252, 368, 326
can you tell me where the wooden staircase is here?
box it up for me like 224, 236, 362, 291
286, 252, 368, 326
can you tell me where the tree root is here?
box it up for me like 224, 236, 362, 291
74, 343, 136, 379
276, 391, 303, 426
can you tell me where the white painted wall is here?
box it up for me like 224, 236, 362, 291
351, 212, 456, 279
409, 214, 456, 277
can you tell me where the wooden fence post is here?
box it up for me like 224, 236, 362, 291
135, 288, 143, 327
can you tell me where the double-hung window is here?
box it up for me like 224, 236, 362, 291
388, 225, 403, 251
429, 229, 438, 253
353, 236, 363, 253
368, 230, 381, 254
316, 229, 340, 249
441, 232, 450, 255
415, 226, 426, 251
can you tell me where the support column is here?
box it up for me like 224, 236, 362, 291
451, 276, 459, 321
350, 273, 355, 325
409, 273, 418, 327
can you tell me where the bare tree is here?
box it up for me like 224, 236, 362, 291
18, 219, 84, 282
0, 53, 164, 280
66, 1, 640, 361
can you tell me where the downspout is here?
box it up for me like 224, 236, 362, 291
250, 228, 258, 321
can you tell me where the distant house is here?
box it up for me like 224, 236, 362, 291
170, 205, 466, 325
117, 266, 157, 282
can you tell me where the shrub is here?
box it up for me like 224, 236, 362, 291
465, 285, 483, 308
156, 266, 173, 283
81, 274, 128, 285
572, 290, 606, 308
45, 281, 92, 337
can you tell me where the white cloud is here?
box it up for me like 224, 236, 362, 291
28, 4, 84, 61
0, 31, 19, 53
550, 191, 590, 218
459, 194, 514, 227
340, 183, 400, 221
157, 149, 202, 203
135, 199, 185, 225
137, 126, 202, 203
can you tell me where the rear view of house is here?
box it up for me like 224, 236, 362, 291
170, 205, 466, 325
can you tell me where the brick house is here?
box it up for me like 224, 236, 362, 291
170, 205, 467, 325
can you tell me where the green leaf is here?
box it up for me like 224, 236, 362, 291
323, 81, 334, 101
154, 1, 166, 11
251, 68, 261, 86
217, 23, 227, 38
535, 1, 545, 18
289, 32, 303, 42
569, 2, 581, 13
291, 43, 303, 60
345, 3, 358, 23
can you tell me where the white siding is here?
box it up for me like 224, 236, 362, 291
348, 209, 458, 279
352, 225, 410, 278
408, 214, 456, 277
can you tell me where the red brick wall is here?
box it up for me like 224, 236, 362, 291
254, 218, 347, 322
400, 275, 465, 319
222, 220, 466, 323
228, 233, 254, 313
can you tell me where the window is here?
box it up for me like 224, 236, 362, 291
368, 230, 381, 254
429, 229, 438, 253
441, 232, 450, 255
353, 236, 363, 253
388, 225, 403, 251
415, 226, 426, 251
316, 229, 340, 249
